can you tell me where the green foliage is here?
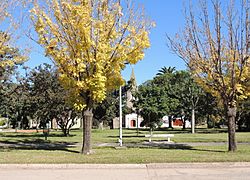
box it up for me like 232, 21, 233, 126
134, 75, 179, 129
238, 97, 250, 131
28, 63, 80, 135
156, 66, 176, 76
0, 63, 80, 136
92, 80, 134, 128
0, 31, 27, 123
0, 118, 7, 126
134, 69, 206, 129
93, 91, 119, 128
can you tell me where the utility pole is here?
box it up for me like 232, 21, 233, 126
191, 109, 195, 134
119, 86, 123, 146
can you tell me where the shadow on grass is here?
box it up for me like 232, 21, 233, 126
140, 142, 193, 150
0, 139, 80, 154
1, 133, 76, 138
108, 135, 146, 138
189, 148, 225, 153
123, 141, 226, 153
126, 128, 228, 134
135, 143, 225, 153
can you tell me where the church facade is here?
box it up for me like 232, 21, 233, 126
124, 68, 144, 129
112, 68, 144, 129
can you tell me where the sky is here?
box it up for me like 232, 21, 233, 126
121, 0, 187, 84
24, 0, 187, 85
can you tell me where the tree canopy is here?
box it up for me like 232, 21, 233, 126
31, 0, 153, 154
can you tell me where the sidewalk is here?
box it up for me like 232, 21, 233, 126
1, 163, 250, 180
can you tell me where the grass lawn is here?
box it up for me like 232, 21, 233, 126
0, 128, 249, 163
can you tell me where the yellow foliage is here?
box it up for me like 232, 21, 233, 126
191, 49, 250, 105
0, 32, 27, 71
31, 0, 153, 110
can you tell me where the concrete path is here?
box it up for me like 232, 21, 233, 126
0, 163, 250, 180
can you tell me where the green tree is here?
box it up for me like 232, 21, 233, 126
28, 64, 79, 136
134, 81, 163, 131
134, 73, 179, 131
171, 71, 203, 133
237, 97, 250, 131
2, 69, 33, 129
135, 69, 208, 133
197, 92, 223, 128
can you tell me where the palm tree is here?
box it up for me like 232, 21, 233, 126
156, 66, 176, 76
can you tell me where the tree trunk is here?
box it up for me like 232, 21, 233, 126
81, 108, 93, 154
62, 127, 70, 137
191, 109, 195, 134
169, 116, 173, 129
227, 106, 237, 152
182, 117, 186, 129
62, 128, 67, 136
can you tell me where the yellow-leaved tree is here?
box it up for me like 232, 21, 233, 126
0, 0, 28, 88
167, 0, 249, 152
31, 0, 153, 154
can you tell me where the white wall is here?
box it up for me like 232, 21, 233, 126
125, 113, 144, 128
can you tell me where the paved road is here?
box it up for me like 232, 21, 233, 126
0, 163, 250, 180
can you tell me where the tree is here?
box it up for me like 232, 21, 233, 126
0, 32, 27, 83
28, 64, 61, 128
0, 32, 27, 126
156, 66, 176, 76
237, 80, 250, 131
134, 73, 180, 131
134, 81, 164, 131
0, 0, 28, 108
0, 0, 30, 63
197, 92, 224, 128
167, 0, 249, 151
171, 71, 203, 133
1, 68, 33, 129
55, 107, 79, 136
134, 69, 207, 133
237, 97, 250, 131
28, 64, 79, 136
31, 0, 153, 154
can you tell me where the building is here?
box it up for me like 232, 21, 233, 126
125, 68, 144, 128
113, 68, 144, 129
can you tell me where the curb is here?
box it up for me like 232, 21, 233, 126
0, 164, 147, 169
146, 162, 250, 169
0, 163, 250, 169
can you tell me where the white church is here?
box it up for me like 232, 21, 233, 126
124, 68, 144, 129
113, 68, 144, 129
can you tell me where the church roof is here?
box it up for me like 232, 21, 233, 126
130, 67, 137, 88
